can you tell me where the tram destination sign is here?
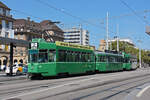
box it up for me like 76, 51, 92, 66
31, 42, 38, 49
56, 41, 94, 50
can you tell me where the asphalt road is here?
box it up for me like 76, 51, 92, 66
1, 68, 150, 100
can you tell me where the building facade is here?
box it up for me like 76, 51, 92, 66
0, 1, 14, 68
108, 38, 134, 46
13, 18, 64, 64
98, 40, 106, 51
99, 38, 134, 52
64, 27, 89, 45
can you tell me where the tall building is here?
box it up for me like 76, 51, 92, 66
64, 27, 89, 45
0, 1, 14, 67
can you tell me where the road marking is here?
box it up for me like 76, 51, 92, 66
136, 85, 150, 97
3, 73, 121, 100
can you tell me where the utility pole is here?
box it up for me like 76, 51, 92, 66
106, 12, 109, 50
139, 48, 142, 68
138, 40, 142, 68
79, 24, 83, 45
117, 24, 119, 52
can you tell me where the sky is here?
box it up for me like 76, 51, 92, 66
2, 0, 150, 50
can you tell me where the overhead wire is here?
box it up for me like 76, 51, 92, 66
120, 0, 150, 25
34, 0, 115, 34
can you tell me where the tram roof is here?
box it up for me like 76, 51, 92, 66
95, 51, 123, 57
55, 41, 94, 50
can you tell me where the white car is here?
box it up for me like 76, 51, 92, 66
5, 64, 23, 75
1, 65, 6, 71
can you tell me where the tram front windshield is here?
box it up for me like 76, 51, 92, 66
29, 50, 54, 63
29, 50, 38, 63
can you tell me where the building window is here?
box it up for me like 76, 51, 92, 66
6, 10, 10, 17
14, 59, 18, 64
6, 23, 9, 29
0, 24, 2, 29
0, 8, 3, 15
20, 50, 23, 56
20, 34, 24, 40
19, 59, 23, 64
3, 9, 6, 16
5, 32, 9, 38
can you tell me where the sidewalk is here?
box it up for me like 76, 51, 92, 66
0, 71, 27, 82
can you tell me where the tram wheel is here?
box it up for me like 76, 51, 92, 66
27, 74, 34, 80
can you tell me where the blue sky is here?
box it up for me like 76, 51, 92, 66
2, 0, 150, 50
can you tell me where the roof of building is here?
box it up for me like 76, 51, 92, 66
40, 20, 63, 32
13, 18, 64, 38
0, 1, 10, 10
13, 19, 42, 31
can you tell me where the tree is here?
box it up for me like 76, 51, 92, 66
111, 41, 150, 65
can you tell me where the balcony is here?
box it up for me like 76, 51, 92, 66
146, 26, 150, 35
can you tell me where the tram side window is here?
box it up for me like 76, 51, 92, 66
81, 53, 86, 62
58, 50, 66, 62
99, 56, 106, 62
39, 50, 48, 63
69, 51, 73, 62
125, 58, 129, 63
87, 53, 91, 62
99, 56, 102, 62
66, 51, 70, 62
49, 50, 56, 62
85, 53, 88, 62
72, 51, 76, 62
75, 52, 80, 62
117, 57, 120, 62
108, 56, 115, 62
116, 57, 120, 62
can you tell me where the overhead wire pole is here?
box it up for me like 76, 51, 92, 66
106, 12, 109, 50
117, 24, 119, 52
137, 40, 142, 68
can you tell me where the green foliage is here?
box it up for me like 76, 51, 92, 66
111, 41, 150, 65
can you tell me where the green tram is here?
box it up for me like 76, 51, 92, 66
28, 38, 137, 79
122, 53, 137, 70
95, 51, 123, 72
122, 53, 131, 70
28, 38, 95, 79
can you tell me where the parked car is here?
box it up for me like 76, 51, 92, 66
1, 65, 6, 71
5, 64, 23, 75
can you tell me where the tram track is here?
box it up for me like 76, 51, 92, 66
0, 74, 97, 97
2, 71, 150, 100
36, 73, 150, 100
36, 74, 150, 100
